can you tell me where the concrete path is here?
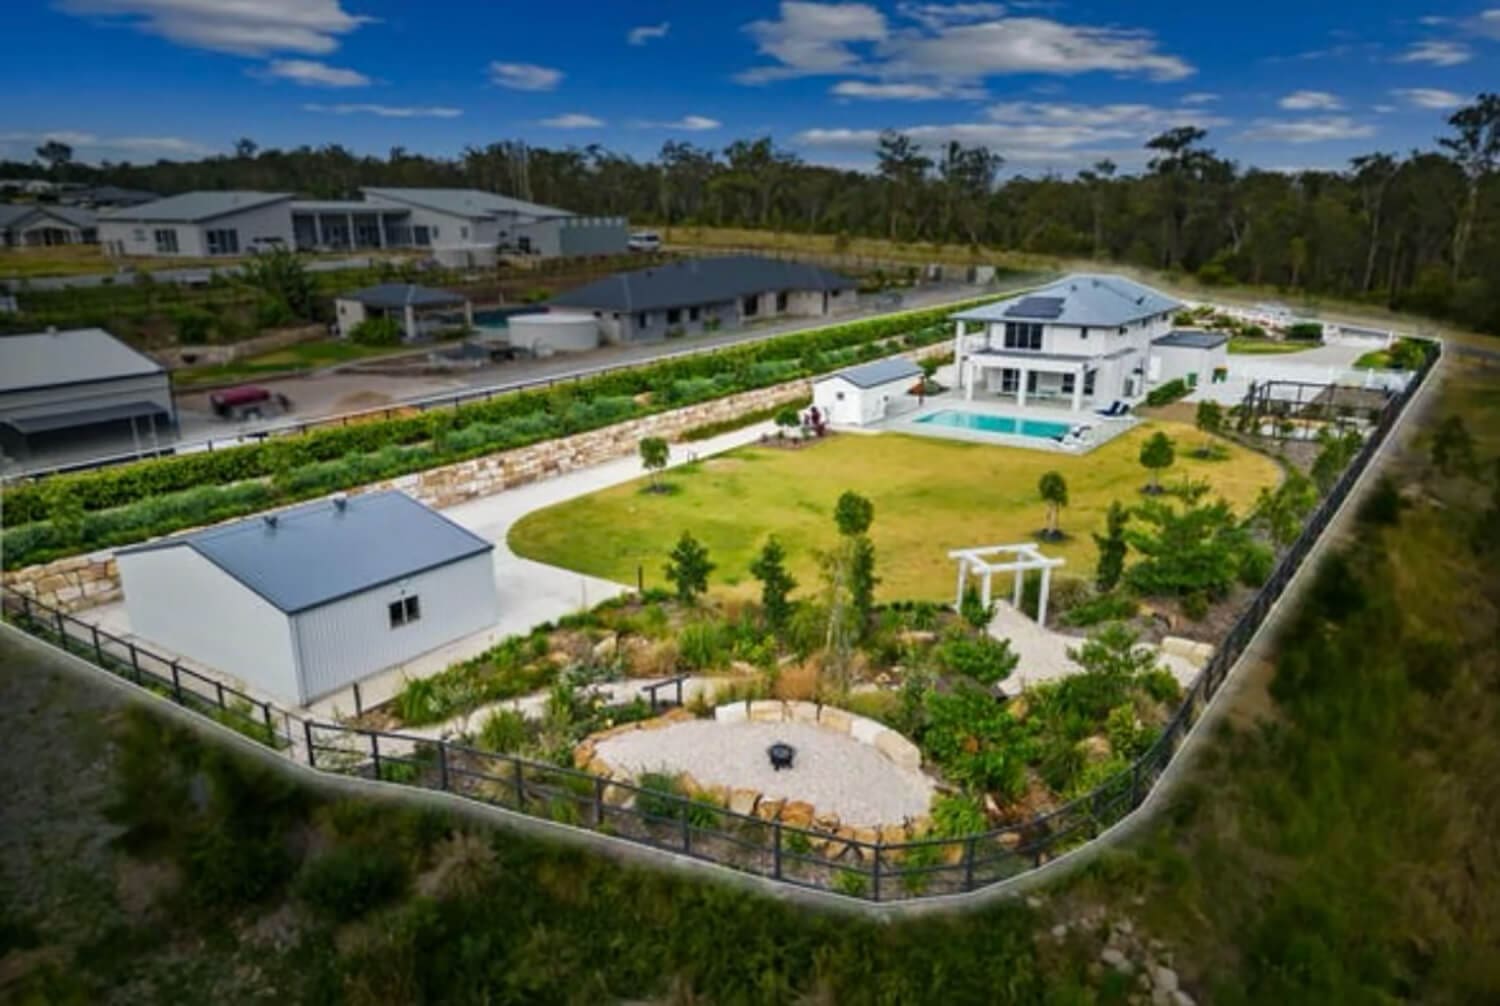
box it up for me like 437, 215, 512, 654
986, 601, 1199, 696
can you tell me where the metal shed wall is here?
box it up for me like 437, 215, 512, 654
118, 545, 301, 701
291, 551, 499, 702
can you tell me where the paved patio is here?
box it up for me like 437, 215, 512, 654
986, 601, 1199, 697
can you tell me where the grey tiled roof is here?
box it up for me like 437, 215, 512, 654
120, 491, 493, 614
360, 187, 571, 220
549, 255, 856, 313
1153, 330, 1229, 349
954, 274, 1181, 327
100, 191, 291, 223
817, 357, 922, 388
0, 328, 163, 393
339, 283, 467, 309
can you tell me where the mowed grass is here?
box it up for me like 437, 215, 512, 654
1228, 337, 1314, 355
509, 421, 1282, 601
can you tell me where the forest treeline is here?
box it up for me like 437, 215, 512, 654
8, 94, 1498, 333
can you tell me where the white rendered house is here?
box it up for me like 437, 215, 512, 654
951, 275, 1183, 413
813, 358, 923, 426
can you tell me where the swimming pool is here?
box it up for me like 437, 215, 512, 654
914, 410, 1073, 441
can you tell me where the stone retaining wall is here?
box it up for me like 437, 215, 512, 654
151, 323, 326, 370
573, 702, 934, 858
3, 343, 947, 611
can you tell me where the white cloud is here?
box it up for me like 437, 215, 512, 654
1239, 116, 1375, 143
740, 3, 1194, 86
986, 101, 1228, 129
1470, 9, 1500, 39
1395, 40, 1472, 66
1279, 90, 1343, 111
635, 115, 723, 131
488, 62, 563, 91
303, 103, 462, 118
58, 0, 368, 56
1390, 87, 1465, 109
831, 79, 982, 100
1373, 104, 1397, 113
539, 113, 604, 128
1181, 92, 1220, 104
0, 129, 214, 162
627, 21, 670, 45
262, 58, 369, 87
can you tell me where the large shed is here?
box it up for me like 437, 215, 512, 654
1149, 331, 1229, 388
813, 358, 923, 426
0, 328, 175, 460
117, 491, 499, 705
335, 283, 473, 342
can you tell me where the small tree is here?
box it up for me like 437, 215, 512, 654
834, 490, 874, 537
749, 536, 797, 631
639, 436, 669, 491
774, 406, 801, 438
1038, 470, 1068, 540
1195, 399, 1223, 435
959, 584, 993, 629
848, 535, 878, 627
664, 532, 714, 604
1139, 431, 1176, 494
1093, 501, 1130, 592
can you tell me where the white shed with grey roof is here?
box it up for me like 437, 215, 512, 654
117, 491, 499, 705
1149, 330, 1229, 388
97, 191, 294, 257
813, 357, 923, 426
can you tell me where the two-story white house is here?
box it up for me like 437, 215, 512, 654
951, 274, 1182, 413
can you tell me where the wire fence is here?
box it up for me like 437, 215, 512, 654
0, 340, 1438, 901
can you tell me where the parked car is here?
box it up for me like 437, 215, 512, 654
627, 231, 662, 253
210, 385, 291, 421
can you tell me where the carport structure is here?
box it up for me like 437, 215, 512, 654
335, 283, 473, 342
950, 543, 1065, 625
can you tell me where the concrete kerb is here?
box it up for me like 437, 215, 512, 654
0, 351, 1441, 919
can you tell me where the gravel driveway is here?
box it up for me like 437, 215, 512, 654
595, 719, 934, 826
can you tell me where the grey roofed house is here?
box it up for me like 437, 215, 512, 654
953, 274, 1181, 328
360, 187, 572, 220
1152, 330, 1229, 349
549, 255, 857, 313
100, 190, 292, 223
0, 328, 164, 393
0, 202, 97, 233
119, 491, 494, 615
60, 185, 159, 208
817, 357, 923, 388
341, 283, 467, 310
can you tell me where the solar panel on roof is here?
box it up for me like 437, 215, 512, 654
1004, 296, 1065, 319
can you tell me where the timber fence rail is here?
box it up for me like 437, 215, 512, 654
0, 342, 1438, 902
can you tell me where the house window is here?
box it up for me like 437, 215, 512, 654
1002, 322, 1043, 350
413, 225, 431, 245
1061, 373, 1076, 394
431, 226, 441, 239
152, 228, 179, 254
666, 307, 681, 324
1080, 327, 1089, 339
775, 291, 788, 312
689, 306, 701, 322
1084, 370, 1096, 395
743, 295, 759, 317
460, 225, 469, 240
388, 595, 421, 629
205, 228, 239, 255
637, 312, 649, 328
1000, 369, 1019, 393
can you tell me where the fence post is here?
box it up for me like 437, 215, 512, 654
304, 720, 317, 768
681, 805, 691, 854
353, 682, 363, 718
128, 643, 142, 684
214, 680, 226, 710
871, 841, 883, 901
513, 755, 525, 809
437, 742, 450, 791
963, 836, 977, 891
54, 609, 66, 645
261, 703, 274, 741
370, 733, 382, 780
773, 823, 783, 880
169, 661, 184, 703
593, 775, 604, 826
90, 625, 103, 665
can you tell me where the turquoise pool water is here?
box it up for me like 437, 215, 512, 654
914, 410, 1073, 441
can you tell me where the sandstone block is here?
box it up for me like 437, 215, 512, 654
850, 715, 883, 745
755, 798, 784, 821
818, 707, 852, 734
714, 703, 748, 724
788, 701, 820, 725
879, 824, 907, 846
728, 788, 760, 817
780, 801, 815, 829
748, 700, 785, 723
874, 730, 923, 772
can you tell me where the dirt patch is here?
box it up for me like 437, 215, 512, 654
332, 390, 396, 412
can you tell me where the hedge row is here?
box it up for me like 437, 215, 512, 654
2, 297, 996, 568
1144, 378, 1192, 407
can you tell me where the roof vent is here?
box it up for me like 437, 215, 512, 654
263, 514, 279, 529
332, 492, 348, 512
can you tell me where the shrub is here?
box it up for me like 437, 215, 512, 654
677, 619, 731, 671
1145, 379, 1190, 407
1285, 321, 1324, 342
635, 772, 689, 820
476, 709, 529, 752
294, 845, 407, 921
832, 868, 870, 898
1238, 542, 1276, 586
934, 632, 1018, 687
931, 793, 987, 837
173, 306, 214, 345
959, 584, 993, 630
1062, 591, 1138, 628
349, 315, 402, 346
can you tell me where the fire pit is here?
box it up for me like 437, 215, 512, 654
767, 742, 796, 771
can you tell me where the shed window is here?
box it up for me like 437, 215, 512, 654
666, 307, 681, 324
775, 291, 788, 312
205, 228, 239, 256
153, 228, 179, 254
388, 595, 421, 629
689, 306, 701, 321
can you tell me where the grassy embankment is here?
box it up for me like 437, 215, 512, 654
170, 339, 427, 389
509, 421, 1280, 600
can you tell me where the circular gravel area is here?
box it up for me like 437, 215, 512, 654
594, 719, 934, 826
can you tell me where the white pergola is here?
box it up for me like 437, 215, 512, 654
949, 543, 1065, 625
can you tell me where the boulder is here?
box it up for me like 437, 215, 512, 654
1151, 966, 1179, 994
1101, 948, 1132, 974
602, 781, 635, 808
850, 716, 883, 745
814, 811, 841, 832
677, 772, 703, 796
755, 798, 785, 821
591, 634, 618, 662
748, 700, 785, 723
1078, 735, 1112, 762
714, 703, 749, 724
728, 788, 760, 817
780, 801, 815, 829
788, 701, 821, 725
906, 815, 932, 839
879, 824, 907, 846
850, 826, 880, 859
874, 731, 923, 772
818, 706, 853, 734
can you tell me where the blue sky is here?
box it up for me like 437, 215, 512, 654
1, 1, 1496, 175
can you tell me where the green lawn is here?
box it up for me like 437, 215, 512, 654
171, 338, 418, 387
509, 421, 1282, 601
1228, 336, 1314, 355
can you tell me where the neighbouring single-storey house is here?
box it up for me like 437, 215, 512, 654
117, 491, 499, 706
0, 328, 175, 459
951, 274, 1182, 413
0, 203, 98, 246
547, 255, 859, 343
97, 191, 295, 257
1149, 330, 1229, 388
813, 358, 923, 426
58, 185, 160, 209
334, 283, 473, 342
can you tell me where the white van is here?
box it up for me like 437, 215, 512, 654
627, 231, 661, 252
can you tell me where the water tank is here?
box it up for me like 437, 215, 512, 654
506, 312, 600, 354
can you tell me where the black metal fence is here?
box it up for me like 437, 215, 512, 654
0, 341, 1438, 902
